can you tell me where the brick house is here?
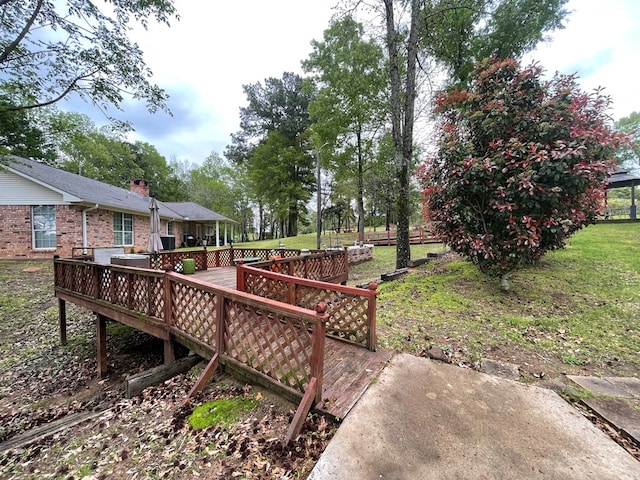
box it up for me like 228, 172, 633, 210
0, 156, 237, 258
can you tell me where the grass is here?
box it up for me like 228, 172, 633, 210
374, 223, 640, 379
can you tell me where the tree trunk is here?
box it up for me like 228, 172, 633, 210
357, 127, 365, 242
258, 202, 265, 240
385, 0, 420, 269
288, 203, 298, 237
125, 355, 202, 398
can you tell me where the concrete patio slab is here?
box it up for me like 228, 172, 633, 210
309, 354, 639, 480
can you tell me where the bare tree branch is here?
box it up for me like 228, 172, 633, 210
0, 0, 44, 65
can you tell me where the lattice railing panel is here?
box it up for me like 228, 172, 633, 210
156, 251, 207, 271
321, 253, 344, 278
130, 274, 149, 314
55, 262, 96, 296
149, 276, 166, 319
224, 299, 313, 393
98, 268, 114, 303
244, 273, 290, 303
302, 257, 323, 281
74, 263, 97, 297
112, 271, 131, 308
295, 285, 369, 346
171, 281, 218, 350
125, 274, 164, 319
207, 249, 232, 268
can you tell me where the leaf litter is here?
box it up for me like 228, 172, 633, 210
0, 261, 336, 479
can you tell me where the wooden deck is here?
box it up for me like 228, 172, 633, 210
192, 266, 237, 289
191, 267, 392, 419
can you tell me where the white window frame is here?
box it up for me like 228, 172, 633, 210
32, 205, 57, 250
167, 221, 174, 236
113, 212, 134, 246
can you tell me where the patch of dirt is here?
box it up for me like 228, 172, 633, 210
0, 261, 335, 479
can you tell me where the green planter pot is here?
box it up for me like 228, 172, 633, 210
182, 258, 196, 274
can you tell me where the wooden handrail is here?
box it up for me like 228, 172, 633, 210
237, 263, 378, 350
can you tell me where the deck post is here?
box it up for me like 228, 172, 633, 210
288, 281, 296, 306
344, 249, 349, 284
164, 339, 176, 364
58, 298, 67, 345
367, 283, 378, 351
236, 264, 245, 292
311, 302, 328, 403
97, 314, 108, 378
163, 273, 175, 364
216, 296, 226, 355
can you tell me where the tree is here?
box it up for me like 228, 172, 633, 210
614, 112, 640, 173
0, 99, 56, 160
227, 72, 315, 237
418, 58, 629, 289
377, 0, 569, 269
421, 0, 569, 85
0, 0, 177, 123
383, 0, 421, 269
49, 111, 185, 200
127, 141, 186, 201
248, 130, 314, 237
303, 16, 388, 242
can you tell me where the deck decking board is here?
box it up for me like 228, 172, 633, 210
191, 267, 392, 420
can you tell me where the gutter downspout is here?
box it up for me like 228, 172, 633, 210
82, 204, 99, 253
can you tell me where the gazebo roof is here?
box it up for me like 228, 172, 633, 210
606, 170, 640, 189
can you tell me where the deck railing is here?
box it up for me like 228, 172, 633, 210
237, 264, 377, 351
53, 258, 327, 442
246, 250, 349, 285
364, 227, 441, 246
155, 247, 349, 284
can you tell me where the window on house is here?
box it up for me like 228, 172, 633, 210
167, 221, 174, 236
114, 212, 133, 246
32, 205, 56, 249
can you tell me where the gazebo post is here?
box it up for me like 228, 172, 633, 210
631, 181, 637, 220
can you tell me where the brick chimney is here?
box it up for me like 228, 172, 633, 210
130, 178, 149, 197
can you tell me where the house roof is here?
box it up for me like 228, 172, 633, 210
4, 156, 235, 223
163, 202, 235, 222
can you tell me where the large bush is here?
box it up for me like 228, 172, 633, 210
419, 58, 628, 287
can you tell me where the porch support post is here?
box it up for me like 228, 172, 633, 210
631, 183, 637, 220
58, 298, 67, 345
216, 221, 220, 247
97, 314, 108, 378
224, 223, 228, 245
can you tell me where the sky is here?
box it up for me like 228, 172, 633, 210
67, 0, 640, 165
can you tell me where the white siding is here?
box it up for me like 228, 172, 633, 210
0, 171, 67, 205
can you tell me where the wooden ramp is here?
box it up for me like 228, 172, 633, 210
320, 339, 392, 419
192, 267, 393, 420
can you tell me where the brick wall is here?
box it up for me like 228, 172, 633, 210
0, 205, 166, 259
0, 205, 81, 258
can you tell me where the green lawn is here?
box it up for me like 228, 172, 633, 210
375, 223, 640, 380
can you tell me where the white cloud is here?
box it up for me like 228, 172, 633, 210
74, 0, 639, 163
122, 1, 337, 162
523, 0, 640, 120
